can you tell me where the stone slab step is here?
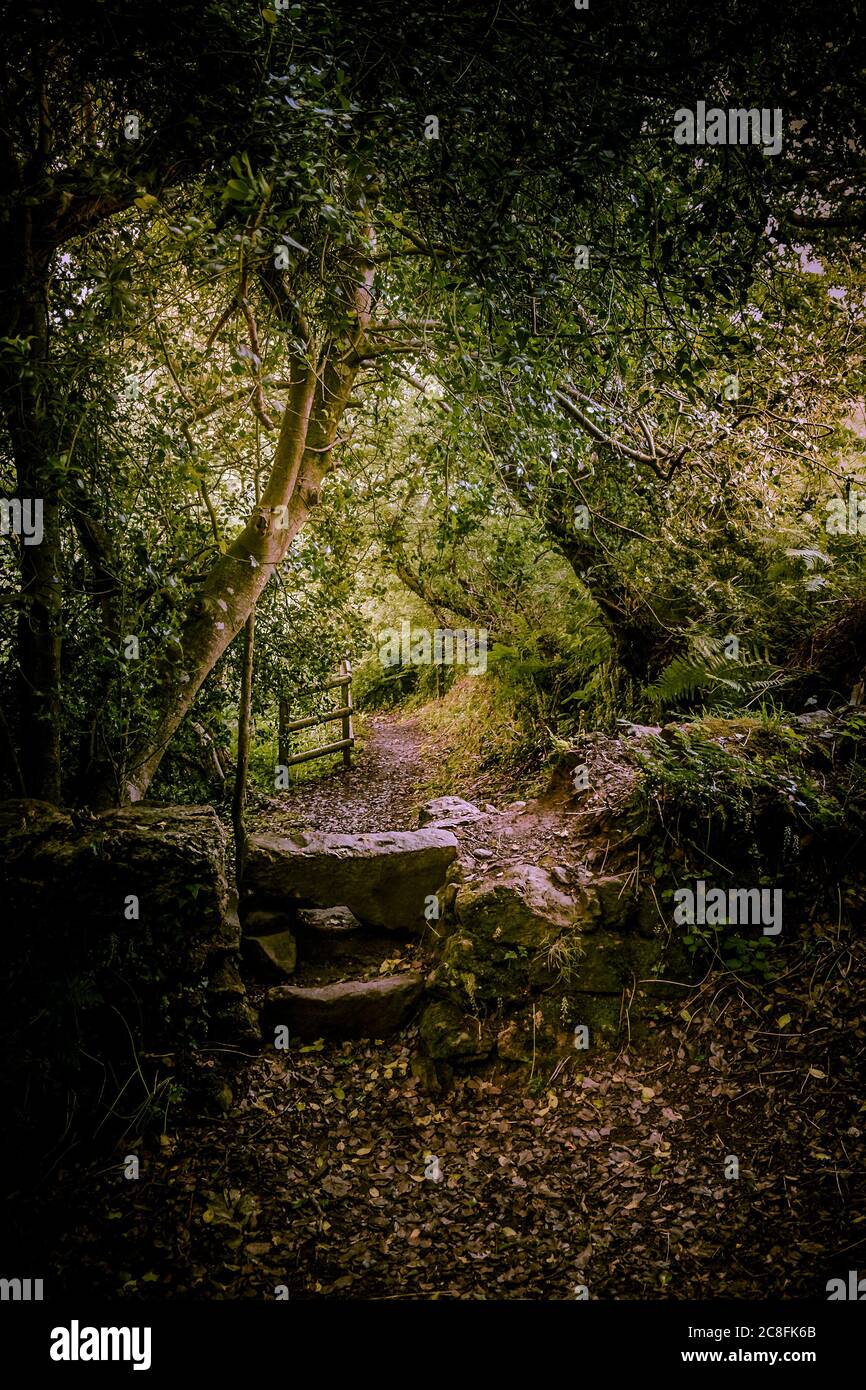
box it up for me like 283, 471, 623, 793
260, 972, 424, 1039
244, 828, 457, 932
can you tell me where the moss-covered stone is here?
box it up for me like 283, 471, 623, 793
662, 716, 772, 747
572, 933, 629, 991
455, 864, 584, 947
627, 935, 665, 979
593, 875, 639, 930
419, 1000, 495, 1060
637, 884, 665, 938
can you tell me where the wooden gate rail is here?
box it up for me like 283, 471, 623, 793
278, 659, 354, 770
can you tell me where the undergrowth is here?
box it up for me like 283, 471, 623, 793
629, 711, 866, 978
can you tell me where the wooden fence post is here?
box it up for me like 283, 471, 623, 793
341, 658, 354, 768
278, 695, 290, 770
276, 663, 355, 773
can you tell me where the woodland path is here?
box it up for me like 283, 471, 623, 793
252, 713, 432, 835
47, 955, 861, 1301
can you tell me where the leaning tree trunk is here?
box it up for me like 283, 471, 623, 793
83, 221, 377, 808
555, 530, 678, 683
104, 364, 317, 806
98, 317, 371, 803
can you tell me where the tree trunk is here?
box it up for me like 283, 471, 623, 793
102, 365, 317, 806
0, 702, 26, 797
100, 365, 360, 803
500, 455, 677, 684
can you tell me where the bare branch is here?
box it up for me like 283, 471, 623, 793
555, 385, 688, 479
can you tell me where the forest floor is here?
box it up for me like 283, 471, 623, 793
37, 711, 866, 1300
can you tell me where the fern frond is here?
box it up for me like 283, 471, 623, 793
646, 639, 786, 711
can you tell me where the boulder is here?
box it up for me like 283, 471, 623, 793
261, 972, 423, 1039
418, 796, 485, 829
242, 930, 297, 981
244, 828, 458, 932
455, 863, 592, 947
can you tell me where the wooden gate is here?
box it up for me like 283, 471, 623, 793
277, 658, 354, 771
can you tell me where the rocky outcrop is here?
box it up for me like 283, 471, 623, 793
419, 852, 695, 1067
262, 972, 423, 1039
243, 828, 458, 932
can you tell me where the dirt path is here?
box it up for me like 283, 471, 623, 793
248, 713, 638, 890
250, 714, 431, 836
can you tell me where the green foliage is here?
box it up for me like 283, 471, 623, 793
1, 0, 864, 807
645, 637, 789, 713
679, 920, 777, 981
631, 713, 866, 978
633, 723, 828, 876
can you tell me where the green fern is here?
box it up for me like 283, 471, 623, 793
646, 637, 788, 711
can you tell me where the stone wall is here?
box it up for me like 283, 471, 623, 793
419, 859, 693, 1072
0, 800, 257, 1178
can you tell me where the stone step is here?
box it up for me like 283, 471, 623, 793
243, 828, 457, 932
260, 972, 424, 1040
293, 929, 416, 983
